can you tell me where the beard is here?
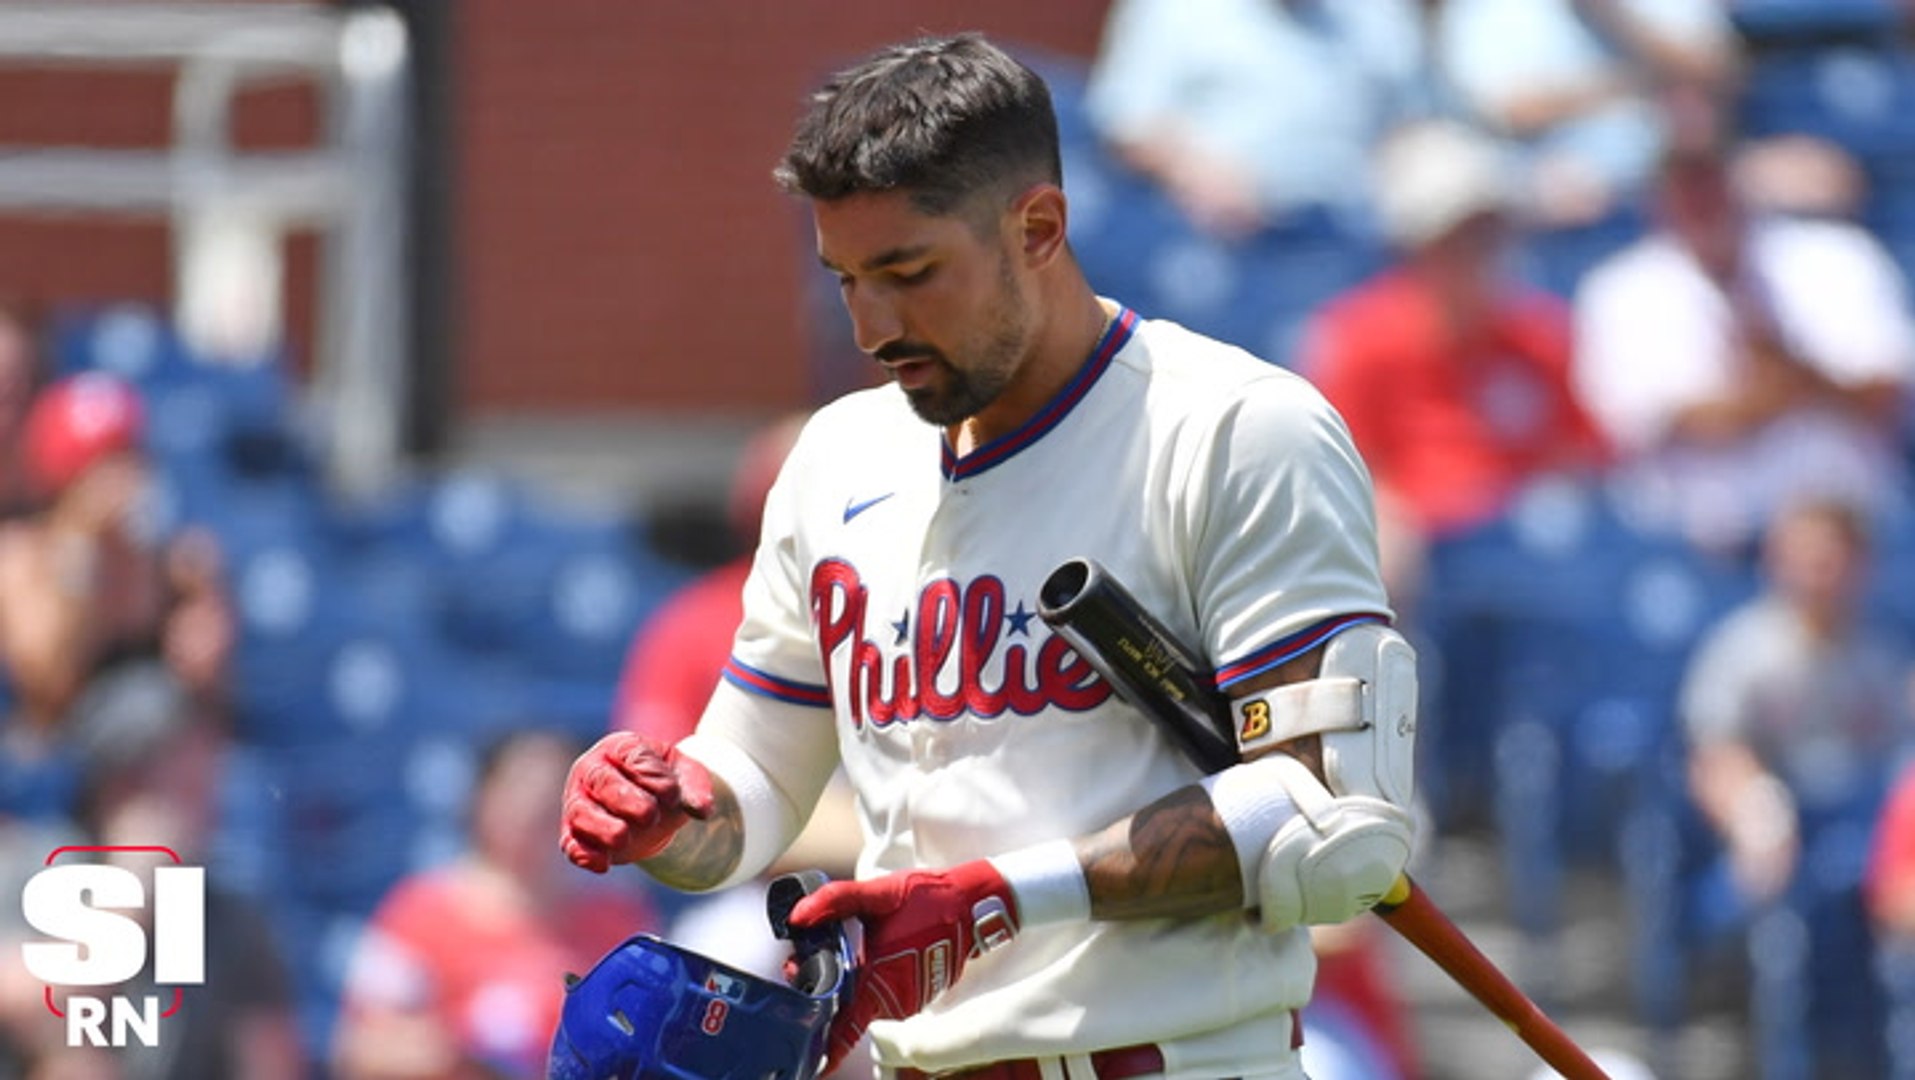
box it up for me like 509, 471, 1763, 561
899, 351, 1013, 426
888, 258, 1031, 427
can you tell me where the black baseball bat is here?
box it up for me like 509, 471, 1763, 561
1036, 558, 1238, 773
1036, 557, 1614, 1080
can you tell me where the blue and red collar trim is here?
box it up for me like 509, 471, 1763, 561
941, 305, 1139, 481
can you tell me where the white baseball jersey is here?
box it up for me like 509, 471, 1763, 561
705, 302, 1391, 1074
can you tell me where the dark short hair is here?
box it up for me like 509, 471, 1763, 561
774, 33, 1062, 217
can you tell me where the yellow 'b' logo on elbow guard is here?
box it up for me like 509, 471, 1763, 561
1238, 699, 1271, 742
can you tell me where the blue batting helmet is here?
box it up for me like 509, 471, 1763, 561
547, 873, 854, 1080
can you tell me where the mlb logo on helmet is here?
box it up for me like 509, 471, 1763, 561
702, 970, 744, 1001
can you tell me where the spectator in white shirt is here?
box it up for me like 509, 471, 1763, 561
1574, 130, 1914, 553
1085, 0, 1426, 239
1436, 0, 1738, 225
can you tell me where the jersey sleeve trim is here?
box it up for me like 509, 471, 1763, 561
1214, 613, 1390, 690
721, 656, 832, 708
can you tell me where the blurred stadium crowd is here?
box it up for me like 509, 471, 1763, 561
4, 1, 1915, 1079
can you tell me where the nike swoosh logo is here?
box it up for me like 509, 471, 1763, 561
843, 492, 895, 523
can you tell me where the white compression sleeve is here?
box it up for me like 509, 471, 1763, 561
674, 679, 841, 890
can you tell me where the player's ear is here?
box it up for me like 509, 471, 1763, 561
1010, 184, 1068, 271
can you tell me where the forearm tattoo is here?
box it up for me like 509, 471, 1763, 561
639, 779, 745, 893
1071, 649, 1328, 921
1077, 784, 1244, 920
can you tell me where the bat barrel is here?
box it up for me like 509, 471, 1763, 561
1038, 558, 1239, 774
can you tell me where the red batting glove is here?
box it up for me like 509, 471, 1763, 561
787, 860, 1020, 1073
559, 733, 714, 873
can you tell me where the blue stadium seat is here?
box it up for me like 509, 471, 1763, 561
1740, 46, 1915, 169
343, 473, 680, 677
268, 902, 369, 1065
1515, 205, 1648, 300
325, 470, 605, 568
1752, 793, 1892, 1077
0, 738, 83, 823
1623, 707, 1895, 1074
49, 304, 190, 384
1878, 935, 1915, 1078
1866, 173, 1915, 272
207, 742, 285, 899
181, 471, 329, 564
50, 304, 304, 481
1424, 478, 1643, 617
1423, 479, 1759, 949
1421, 482, 1623, 828
1868, 511, 1915, 638
233, 729, 422, 917
231, 570, 472, 748
1556, 547, 1753, 847
434, 520, 683, 684
1731, 0, 1904, 43
1232, 224, 1385, 366
496, 672, 621, 747
1067, 162, 1388, 364
1017, 46, 1099, 153
1065, 161, 1195, 328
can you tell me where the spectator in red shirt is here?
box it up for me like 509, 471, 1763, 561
0, 374, 234, 739
1303, 120, 1607, 603
333, 729, 657, 1080
1868, 752, 1915, 940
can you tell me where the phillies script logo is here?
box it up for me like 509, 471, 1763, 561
812, 559, 1110, 726
21, 846, 204, 1048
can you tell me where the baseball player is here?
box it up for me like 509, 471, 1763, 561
560, 33, 1419, 1080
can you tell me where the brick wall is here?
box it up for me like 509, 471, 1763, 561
0, 65, 321, 369
456, 1, 1108, 413
0, 3, 1109, 417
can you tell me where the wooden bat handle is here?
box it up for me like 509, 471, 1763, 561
1374, 876, 1613, 1080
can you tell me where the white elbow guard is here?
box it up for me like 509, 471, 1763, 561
1255, 756, 1414, 929
1234, 621, 1417, 808
1204, 751, 1416, 929
1207, 622, 1420, 928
